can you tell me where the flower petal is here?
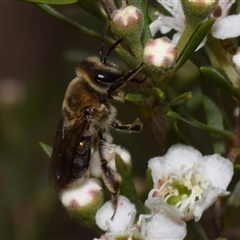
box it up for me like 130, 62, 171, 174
202, 154, 233, 190
141, 199, 186, 239
150, 18, 172, 36
192, 186, 229, 221
95, 195, 136, 233
212, 14, 240, 39
164, 144, 202, 169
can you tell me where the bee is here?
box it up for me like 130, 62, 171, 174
49, 25, 143, 219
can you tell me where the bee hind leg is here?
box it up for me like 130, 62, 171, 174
98, 130, 122, 220
111, 118, 143, 133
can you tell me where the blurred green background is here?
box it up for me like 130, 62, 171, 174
0, 2, 157, 239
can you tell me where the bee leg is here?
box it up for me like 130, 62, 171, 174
111, 118, 143, 133
98, 130, 122, 220
108, 63, 143, 94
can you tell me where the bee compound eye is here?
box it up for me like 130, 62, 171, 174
97, 73, 104, 80
95, 69, 121, 86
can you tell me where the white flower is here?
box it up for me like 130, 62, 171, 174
148, 144, 233, 221
211, 0, 240, 39
150, 0, 239, 44
139, 198, 186, 240
95, 195, 145, 240
150, 1, 185, 45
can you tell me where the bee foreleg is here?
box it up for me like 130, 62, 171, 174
108, 63, 143, 94
111, 118, 143, 133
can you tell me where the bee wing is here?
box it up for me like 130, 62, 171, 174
49, 117, 91, 190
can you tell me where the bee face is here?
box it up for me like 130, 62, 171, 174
79, 56, 122, 89
49, 30, 143, 219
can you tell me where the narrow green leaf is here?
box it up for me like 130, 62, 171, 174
201, 72, 225, 154
234, 164, 240, 170
36, 4, 113, 43
39, 142, 52, 158
227, 180, 240, 207
125, 87, 165, 102
146, 168, 153, 190
115, 155, 148, 216
167, 111, 234, 140
236, 0, 240, 14
125, 91, 151, 102
23, 0, 78, 4
167, 92, 193, 109
115, 48, 141, 68
152, 87, 165, 99
174, 18, 216, 73
188, 221, 209, 240
77, 0, 106, 21
200, 66, 240, 101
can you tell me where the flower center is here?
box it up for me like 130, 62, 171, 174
155, 163, 209, 214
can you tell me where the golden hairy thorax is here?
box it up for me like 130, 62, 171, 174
62, 75, 116, 134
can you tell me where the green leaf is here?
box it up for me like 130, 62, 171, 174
125, 87, 165, 102
77, 0, 106, 21
39, 142, 52, 158
146, 168, 153, 190
200, 72, 225, 154
115, 155, 148, 216
23, 0, 78, 4
167, 110, 234, 140
152, 87, 166, 99
227, 180, 240, 208
237, 0, 240, 14
167, 92, 193, 109
115, 48, 141, 68
125, 91, 152, 102
200, 66, 240, 101
36, 4, 113, 43
174, 18, 216, 73
234, 164, 240, 170
188, 220, 209, 240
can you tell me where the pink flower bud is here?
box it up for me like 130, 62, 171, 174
181, 0, 217, 24
143, 37, 177, 73
60, 178, 103, 226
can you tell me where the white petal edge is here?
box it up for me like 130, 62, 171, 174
212, 14, 240, 39
201, 154, 233, 190
192, 186, 229, 221
164, 144, 202, 169
95, 195, 136, 233
141, 199, 186, 239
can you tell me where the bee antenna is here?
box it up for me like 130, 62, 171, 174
103, 38, 123, 65
99, 22, 109, 62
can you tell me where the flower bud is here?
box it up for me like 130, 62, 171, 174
110, 6, 144, 60
181, 0, 217, 24
143, 37, 177, 74
233, 48, 240, 75
60, 178, 103, 227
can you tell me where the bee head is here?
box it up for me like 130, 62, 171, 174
80, 56, 122, 89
